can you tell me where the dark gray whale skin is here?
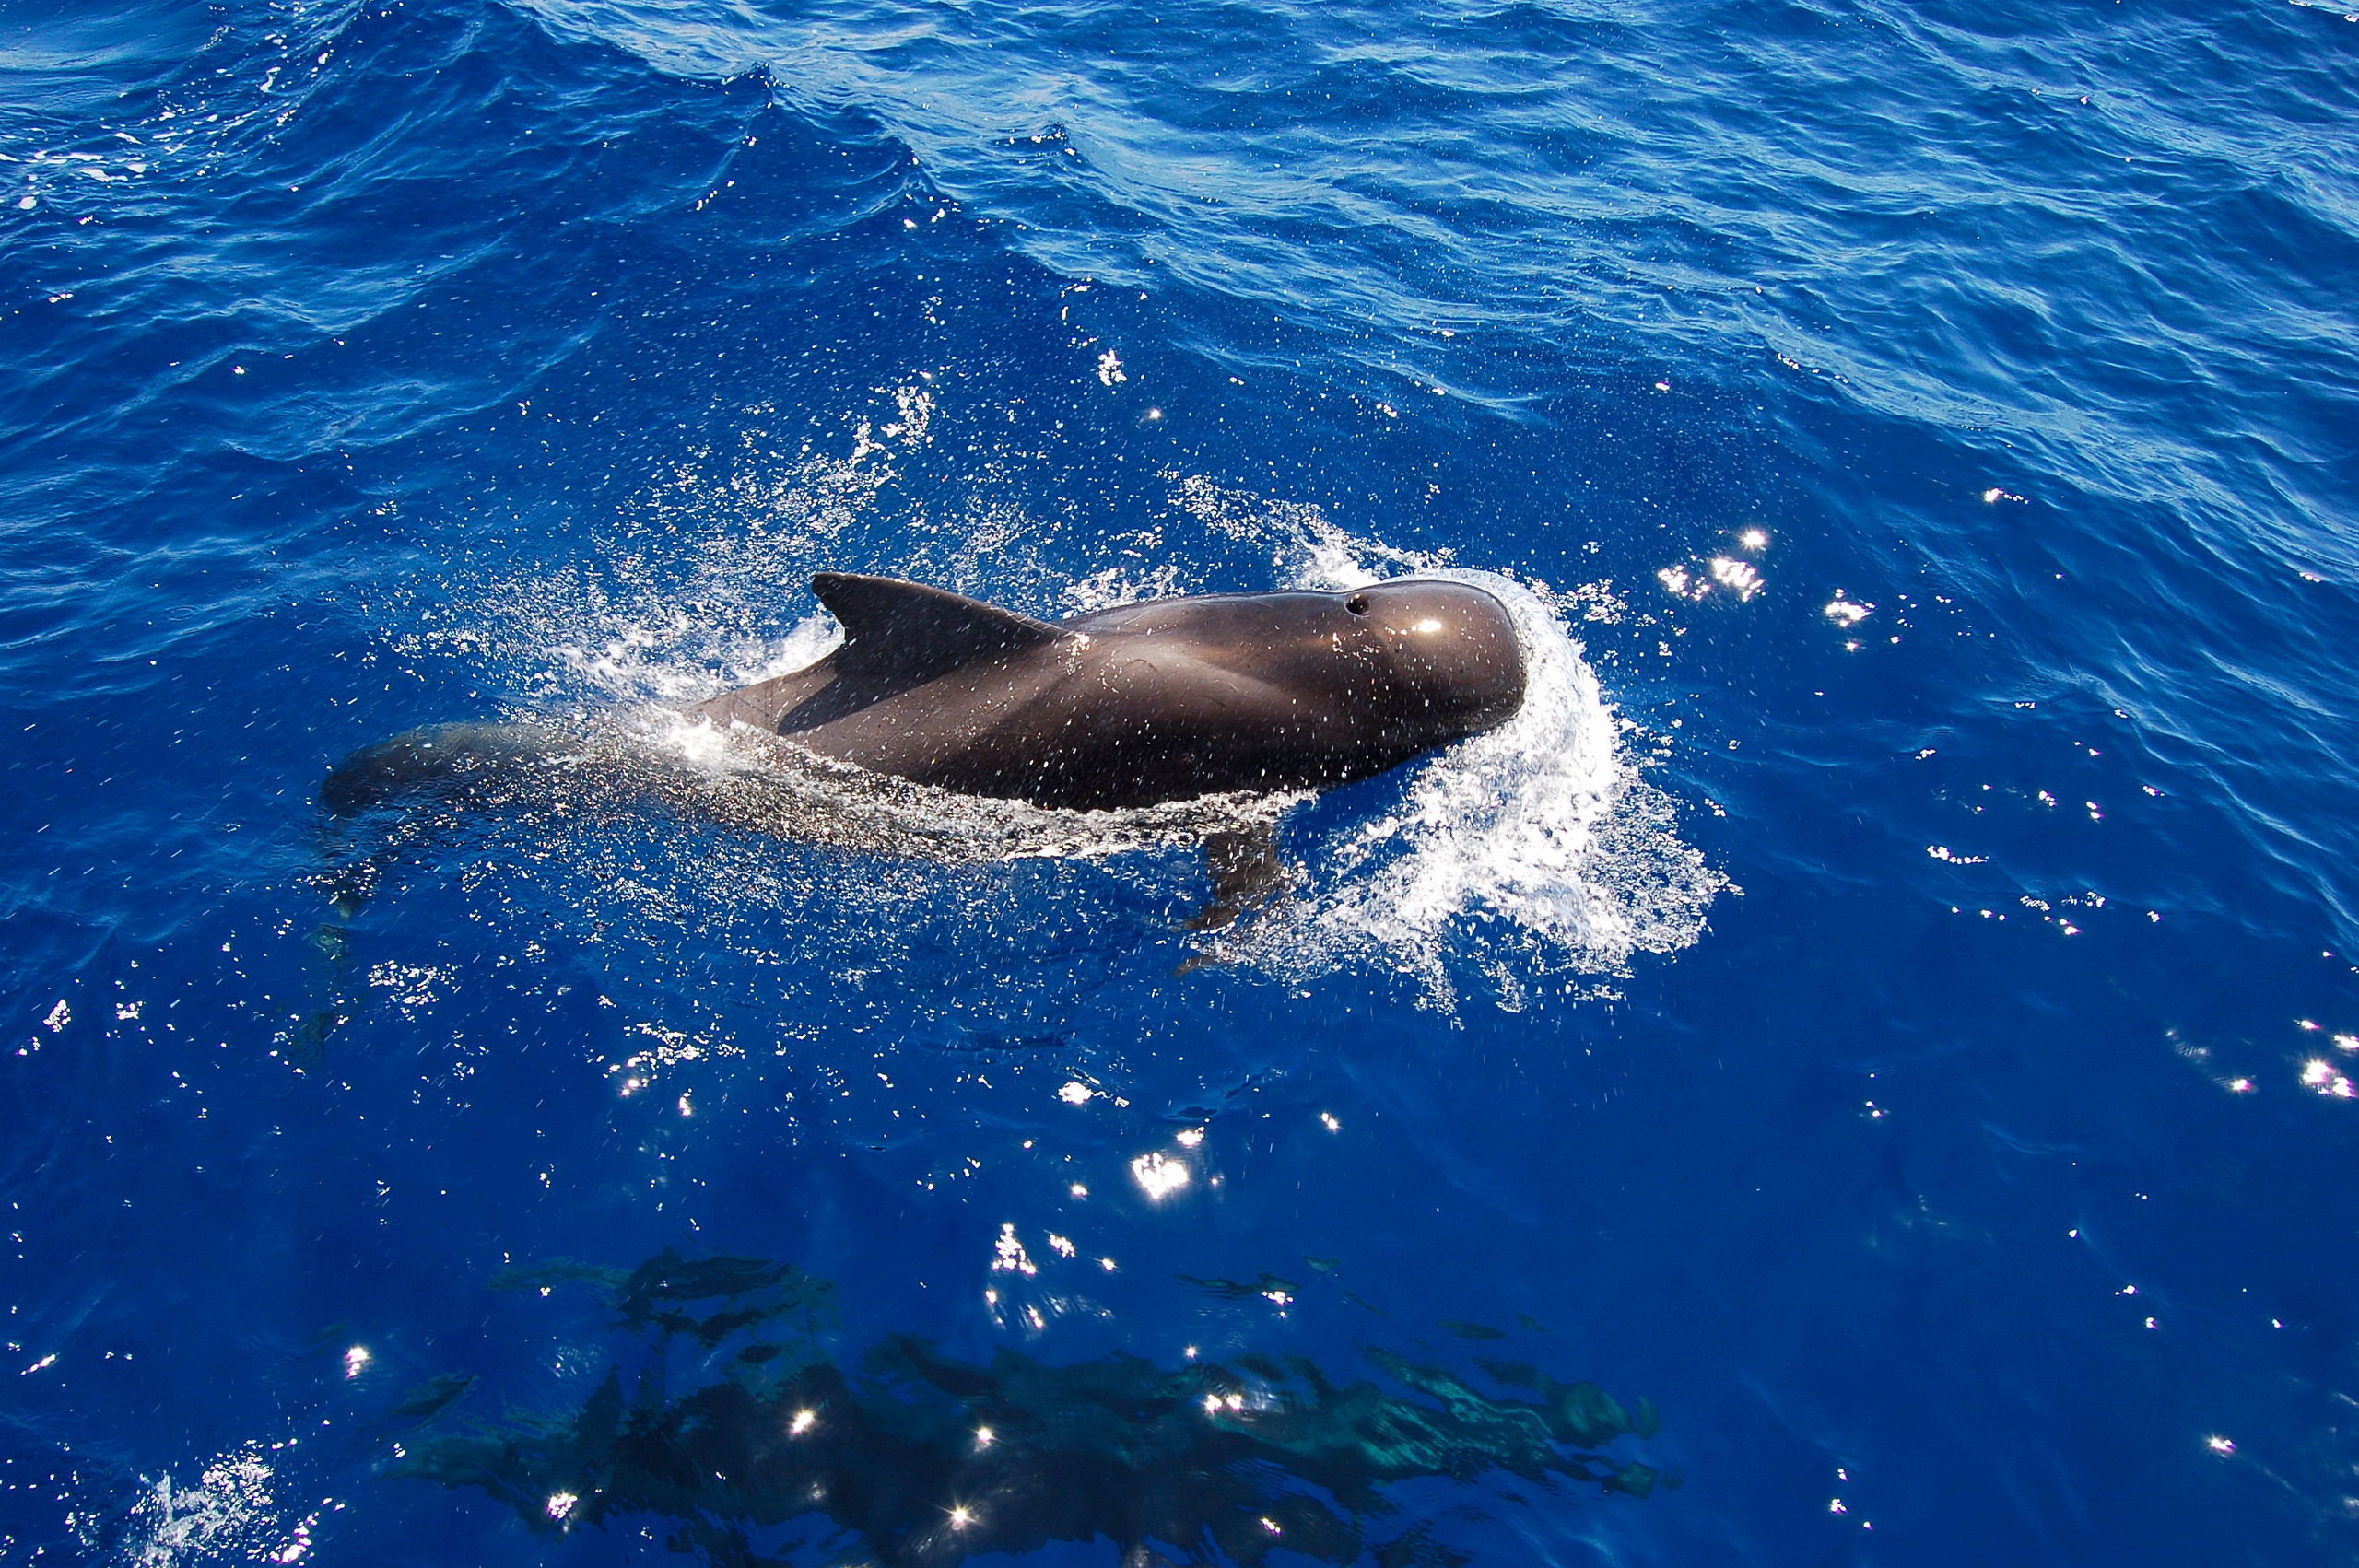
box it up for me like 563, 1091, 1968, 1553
680, 572, 1528, 811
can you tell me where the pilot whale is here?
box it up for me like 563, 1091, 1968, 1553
680, 571, 1526, 810
322, 572, 1527, 923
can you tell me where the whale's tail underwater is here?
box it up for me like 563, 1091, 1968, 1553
322, 719, 589, 818
316, 571, 1528, 932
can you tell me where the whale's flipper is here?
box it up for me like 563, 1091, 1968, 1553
813, 573, 1064, 687
1186, 825, 1292, 932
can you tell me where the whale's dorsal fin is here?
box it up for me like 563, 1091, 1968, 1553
812, 572, 1063, 686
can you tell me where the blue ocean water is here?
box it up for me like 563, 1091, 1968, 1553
5, 0, 2357, 1560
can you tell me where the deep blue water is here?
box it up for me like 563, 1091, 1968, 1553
5, 0, 2358, 1562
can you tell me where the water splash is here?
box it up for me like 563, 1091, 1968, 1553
1180, 484, 1726, 1003
366, 438, 1718, 1012
1258, 573, 1719, 1005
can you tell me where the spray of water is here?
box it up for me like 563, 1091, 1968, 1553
381, 413, 1720, 1012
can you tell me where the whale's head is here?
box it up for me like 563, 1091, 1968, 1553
1341, 578, 1528, 744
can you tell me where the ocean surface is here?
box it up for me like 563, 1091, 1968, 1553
3, 0, 2356, 1562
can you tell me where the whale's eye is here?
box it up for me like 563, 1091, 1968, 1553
1344, 593, 1371, 616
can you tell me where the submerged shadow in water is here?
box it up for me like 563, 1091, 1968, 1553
392, 1249, 1667, 1567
